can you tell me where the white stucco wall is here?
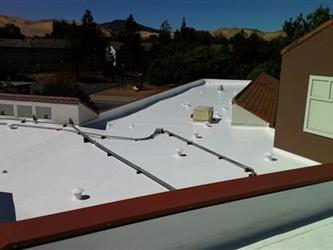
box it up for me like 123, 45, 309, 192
232, 103, 268, 126
0, 99, 80, 124
29, 180, 333, 250
78, 103, 98, 125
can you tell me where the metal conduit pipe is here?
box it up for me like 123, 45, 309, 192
1, 118, 257, 177
69, 119, 176, 191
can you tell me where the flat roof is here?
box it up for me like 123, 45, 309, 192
0, 79, 318, 220
242, 215, 333, 250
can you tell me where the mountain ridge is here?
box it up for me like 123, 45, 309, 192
0, 15, 285, 40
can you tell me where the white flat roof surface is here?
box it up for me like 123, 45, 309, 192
0, 80, 318, 220
241, 216, 333, 250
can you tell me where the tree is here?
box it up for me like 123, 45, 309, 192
80, 9, 105, 72
124, 14, 138, 34
159, 20, 172, 45
307, 5, 331, 30
0, 24, 24, 39
119, 14, 143, 72
181, 16, 186, 30
51, 20, 72, 38
283, 6, 332, 43
65, 21, 82, 77
82, 9, 95, 28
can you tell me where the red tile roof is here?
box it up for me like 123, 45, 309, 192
233, 72, 279, 127
281, 18, 333, 55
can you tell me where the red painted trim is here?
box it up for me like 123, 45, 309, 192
1, 163, 333, 249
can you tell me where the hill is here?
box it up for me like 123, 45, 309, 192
0, 15, 54, 37
98, 19, 159, 33
98, 19, 159, 38
212, 27, 285, 41
0, 15, 285, 41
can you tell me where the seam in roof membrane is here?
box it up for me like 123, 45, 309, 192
163, 130, 257, 176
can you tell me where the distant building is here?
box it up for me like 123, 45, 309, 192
0, 38, 71, 73
0, 38, 122, 73
232, 72, 279, 127
0, 93, 98, 125
274, 19, 333, 163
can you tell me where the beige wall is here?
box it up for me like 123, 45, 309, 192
232, 104, 268, 126
78, 103, 98, 125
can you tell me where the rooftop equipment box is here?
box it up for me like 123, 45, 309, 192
192, 106, 213, 122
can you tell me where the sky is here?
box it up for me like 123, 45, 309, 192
1, 0, 333, 32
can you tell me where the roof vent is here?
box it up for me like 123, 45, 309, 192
185, 102, 191, 108
193, 132, 202, 139
8, 124, 18, 129
72, 187, 84, 200
192, 106, 213, 122
204, 121, 212, 128
214, 112, 222, 119
265, 152, 278, 162
129, 123, 134, 129
218, 85, 224, 91
2, 169, 8, 174
175, 148, 186, 157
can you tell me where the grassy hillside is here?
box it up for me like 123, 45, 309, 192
0, 15, 54, 37
212, 27, 285, 41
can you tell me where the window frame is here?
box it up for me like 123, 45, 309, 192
304, 75, 333, 139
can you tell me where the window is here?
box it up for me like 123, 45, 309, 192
36, 106, 52, 119
0, 104, 14, 116
304, 75, 333, 139
17, 105, 33, 118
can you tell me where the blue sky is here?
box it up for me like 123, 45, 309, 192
1, 0, 333, 31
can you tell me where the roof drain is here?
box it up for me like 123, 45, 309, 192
69, 119, 175, 191
218, 85, 224, 91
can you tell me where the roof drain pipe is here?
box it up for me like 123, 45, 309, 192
164, 129, 257, 177
69, 119, 175, 191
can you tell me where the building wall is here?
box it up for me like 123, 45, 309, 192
232, 104, 268, 126
0, 99, 80, 124
78, 103, 98, 125
274, 25, 333, 163
0, 47, 102, 73
29, 180, 333, 249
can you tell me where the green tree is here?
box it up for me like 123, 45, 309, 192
51, 20, 72, 38
0, 24, 24, 39
119, 14, 143, 72
307, 5, 331, 30
283, 6, 332, 43
80, 9, 103, 71
159, 20, 172, 45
